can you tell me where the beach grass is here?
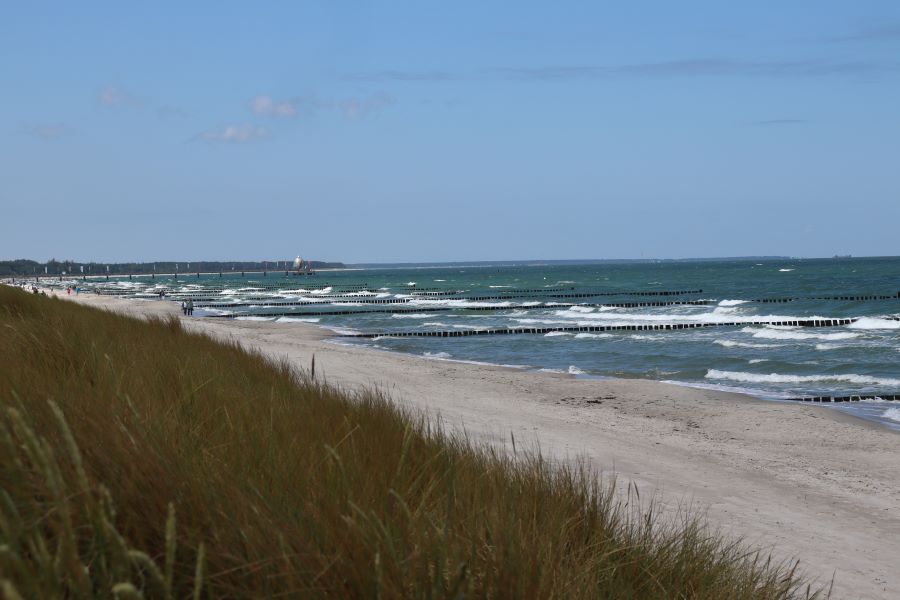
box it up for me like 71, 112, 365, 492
0, 286, 824, 598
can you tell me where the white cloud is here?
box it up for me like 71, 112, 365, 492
23, 123, 73, 140
250, 95, 298, 117
195, 124, 269, 143
98, 84, 141, 107
339, 92, 395, 120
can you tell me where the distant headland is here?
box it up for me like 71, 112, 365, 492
0, 259, 346, 277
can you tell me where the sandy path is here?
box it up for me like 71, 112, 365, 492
60, 292, 900, 598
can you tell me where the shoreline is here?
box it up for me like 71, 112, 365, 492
314, 320, 897, 433
15, 287, 900, 598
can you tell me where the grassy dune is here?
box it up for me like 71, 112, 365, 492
0, 286, 823, 598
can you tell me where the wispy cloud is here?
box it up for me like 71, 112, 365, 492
346, 58, 897, 84
22, 122, 75, 140
343, 70, 455, 83
249, 95, 299, 117
339, 92, 395, 120
248, 92, 395, 120
827, 24, 900, 43
194, 124, 269, 143
157, 105, 189, 119
491, 58, 897, 80
98, 84, 141, 107
751, 118, 808, 126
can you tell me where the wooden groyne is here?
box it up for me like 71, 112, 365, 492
753, 293, 900, 303
207, 299, 718, 318
787, 394, 899, 402
337, 317, 873, 339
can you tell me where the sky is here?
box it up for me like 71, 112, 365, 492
2, 1, 899, 263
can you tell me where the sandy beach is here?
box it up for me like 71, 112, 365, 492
56, 291, 900, 598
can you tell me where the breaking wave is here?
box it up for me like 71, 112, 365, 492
706, 369, 900, 387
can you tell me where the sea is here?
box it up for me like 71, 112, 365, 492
61, 257, 900, 430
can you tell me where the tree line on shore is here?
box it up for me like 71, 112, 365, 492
0, 258, 345, 277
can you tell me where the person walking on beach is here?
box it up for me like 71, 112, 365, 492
181, 300, 187, 315
187, 299, 194, 316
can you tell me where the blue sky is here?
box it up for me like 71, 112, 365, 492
2, 1, 899, 263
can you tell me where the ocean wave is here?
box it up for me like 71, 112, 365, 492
325, 326, 361, 335
741, 326, 859, 341
391, 313, 439, 319
705, 369, 900, 387
424, 351, 452, 359
544, 331, 573, 337
718, 299, 749, 307
568, 365, 586, 375
275, 317, 321, 323
748, 359, 769, 364
847, 317, 900, 330
514, 318, 571, 326
814, 343, 841, 351
235, 316, 274, 321
779, 268, 794, 272
714, 339, 781, 349
882, 408, 900, 423
575, 332, 613, 339
408, 299, 514, 309
550, 311, 805, 326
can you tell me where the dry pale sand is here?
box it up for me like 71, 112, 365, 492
57, 291, 900, 598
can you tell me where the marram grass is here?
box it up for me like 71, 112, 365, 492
0, 286, 825, 598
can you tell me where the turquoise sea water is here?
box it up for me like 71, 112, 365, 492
63, 257, 900, 429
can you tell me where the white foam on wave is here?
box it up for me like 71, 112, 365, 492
718, 299, 749, 307
409, 299, 514, 309
489, 285, 513, 288
742, 326, 859, 341
714, 339, 781, 349
235, 316, 275, 321
575, 332, 612, 339
847, 317, 900, 330
814, 343, 841, 351
551, 310, 807, 326
706, 369, 900, 387
276, 317, 321, 323
392, 313, 438, 319
568, 365, 586, 375
324, 325, 361, 336
882, 408, 900, 423
749, 359, 769, 364
568, 306, 595, 313
544, 331, 573, 337
515, 318, 570, 326
779, 268, 794, 272
424, 351, 452, 359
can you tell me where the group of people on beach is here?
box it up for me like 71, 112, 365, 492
65, 286, 80, 295
181, 299, 194, 316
